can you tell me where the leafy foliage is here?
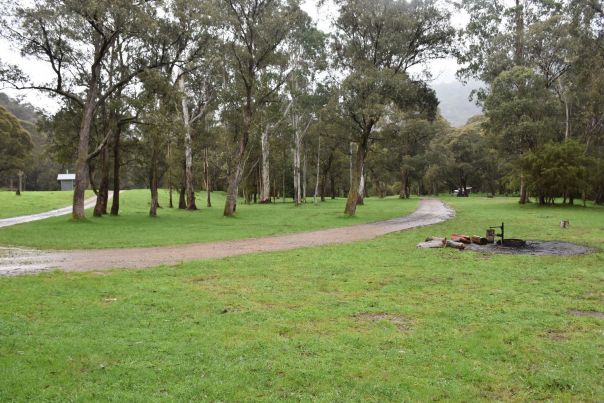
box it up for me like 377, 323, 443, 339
521, 140, 594, 204
0, 106, 33, 173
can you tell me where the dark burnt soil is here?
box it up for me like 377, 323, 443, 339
465, 240, 595, 256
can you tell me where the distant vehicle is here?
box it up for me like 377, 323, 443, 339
453, 187, 472, 197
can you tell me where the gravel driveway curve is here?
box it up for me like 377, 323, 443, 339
0, 199, 454, 276
0, 193, 113, 229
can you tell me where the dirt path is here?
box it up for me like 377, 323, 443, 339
0, 199, 454, 276
0, 192, 115, 229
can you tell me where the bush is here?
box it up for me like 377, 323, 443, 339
521, 140, 594, 205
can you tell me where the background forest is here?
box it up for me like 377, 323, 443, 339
0, 0, 602, 217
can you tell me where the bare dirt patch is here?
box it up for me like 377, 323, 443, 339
465, 240, 595, 256
569, 310, 604, 319
354, 312, 410, 331
543, 329, 570, 341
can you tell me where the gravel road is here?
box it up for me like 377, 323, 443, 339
0, 199, 455, 276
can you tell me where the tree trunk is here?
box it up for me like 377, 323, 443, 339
282, 146, 286, 203
293, 122, 302, 207
179, 76, 197, 211
179, 186, 186, 209
72, 98, 97, 219
519, 172, 528, 204
149, 153, 159, 217
260, 125, 271, 203
344, 136, 368, 216
224, 102, 252, 216
320, 174, 327, 202
330, 174, 336, 199
168, 141, 173, 208
16, 171, 23, 196
204, 147, 212, 208
302, 150, 307, 203
110, 126, 121, 216
178, 159, 186, 209
514, 0, 525, 66
349, 142, 353, 194
357, 161, 365, 205
399, 170, 409, 199
313, 134, 321, 204
93, 142, 110, 217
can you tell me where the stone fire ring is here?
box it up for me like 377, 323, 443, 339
465, 240, 595, 256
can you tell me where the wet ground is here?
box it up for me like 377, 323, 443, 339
465, 240, 595, 256
0, 199, 455, 276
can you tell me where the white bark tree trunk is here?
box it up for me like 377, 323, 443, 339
357, 162, 365, 204
260, 125, 271, 203
302, 150, 307, 203
294, 130, 301, 206
179, 75, 196, 210
313, 134, 320, 204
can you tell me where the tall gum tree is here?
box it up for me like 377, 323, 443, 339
0, 106, 34, 195
332, 0, 454, 216
483, 66, 561, 194
219, 0, 307, 216
167, 0, 220, 211
457, 0, 567, 203
0, 0, 171, 219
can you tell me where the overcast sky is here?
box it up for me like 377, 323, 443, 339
0, 0, 469, 113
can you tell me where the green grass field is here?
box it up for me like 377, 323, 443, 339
0, 196, 602, 400
0, 190, 418, 249
0, 190, 93, 219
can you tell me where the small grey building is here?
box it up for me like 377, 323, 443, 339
57, 172, 76, 191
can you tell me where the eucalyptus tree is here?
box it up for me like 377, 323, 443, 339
381, 112, 446, 198
258, 96, 292, 203
0, 0, 172, 219
332, 0, 454, 216
164, 0, 222, 211
257, 23, 327, 204
218, 0, 308, 216
566, 0, 604, 202
134, 70, 181, 217
483, 66, 561, 203
457, 0, 565, 84
0, 106, 33, 195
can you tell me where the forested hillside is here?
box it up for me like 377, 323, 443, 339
432, 80, 483, 127
0, 93, 61, 191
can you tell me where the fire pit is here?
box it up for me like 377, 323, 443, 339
466, 240, 594, 256
465, 222, 594, 255
497, 238, 526, 248
489, 222, 527, 248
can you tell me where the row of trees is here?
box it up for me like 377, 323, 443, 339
457, 0, 604, 204
0, 0, 602, 216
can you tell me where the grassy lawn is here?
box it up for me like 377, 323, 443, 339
0, 197, 602, 400
0, 190, 93, 219
0, 190, 418, 249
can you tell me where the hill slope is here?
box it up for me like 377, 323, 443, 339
432, 80, 483, 128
